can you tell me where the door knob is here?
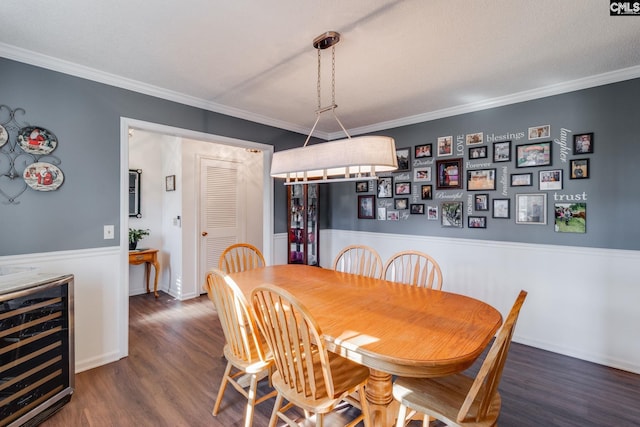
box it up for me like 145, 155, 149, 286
202, 231, 208, 236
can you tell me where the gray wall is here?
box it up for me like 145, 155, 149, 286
2, 57, 639, 254
328, 79, 640, 251
0, 58, 301, 256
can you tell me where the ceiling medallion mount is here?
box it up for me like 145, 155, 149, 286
270, 31, 397, 184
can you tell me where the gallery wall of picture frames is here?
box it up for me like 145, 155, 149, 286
0, 104, 64, 204
354, 125, 592, 234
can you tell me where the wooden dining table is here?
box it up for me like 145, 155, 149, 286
230, 264, 502, 427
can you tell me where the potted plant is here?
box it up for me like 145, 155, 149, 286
128, 228, 150, 250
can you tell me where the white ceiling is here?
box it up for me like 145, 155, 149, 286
1, 0, 639, 140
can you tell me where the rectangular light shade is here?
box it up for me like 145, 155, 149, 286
271, 135, 397, 180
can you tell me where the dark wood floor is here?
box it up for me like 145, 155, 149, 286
40, 291, 640, 427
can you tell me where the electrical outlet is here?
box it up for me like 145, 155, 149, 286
104, 225, 115, 239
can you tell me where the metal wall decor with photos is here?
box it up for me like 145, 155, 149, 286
0, 104, 64, 204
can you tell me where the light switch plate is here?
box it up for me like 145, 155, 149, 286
104, 225, 115, 239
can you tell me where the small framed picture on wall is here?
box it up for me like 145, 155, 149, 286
570, 159, 589, 179
573, 133, 593, 154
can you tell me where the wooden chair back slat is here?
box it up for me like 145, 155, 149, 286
332, 244, 383, 279
383, 250, 443, 289
457, 290, 528, 423
251, 285, 334, 400
219, 243, 266, 274
204, 268, 267, 364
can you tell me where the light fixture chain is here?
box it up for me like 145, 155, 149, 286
317, 47, 322, 111
331, 45, 336, 106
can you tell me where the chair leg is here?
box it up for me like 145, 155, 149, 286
213, 361, 232, 415
396, 403, 408, 427
243, 374, 259, 427
269, 393, 284, 427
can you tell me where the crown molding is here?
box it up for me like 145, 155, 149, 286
3, 43, 639, 143
340, 65, 640, 140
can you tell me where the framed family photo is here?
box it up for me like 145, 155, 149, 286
394, 198, 409, 210
435, 158, 463, 189
441, 201, 463, 228
466, 132, 483, 145
573, 132, 593, 154
468, 216, 487, 228
570, 159, 589, 179
539, 169, 563, 190
358, 195, 375, 219
395, 148, 411, 172
414, 143, 432, 158
421, 184, 433, 200
493, 141, 511, 162
437, 136, 453, 157
492, 198, 510, 219
467, 169, 496, 191
515, 193, 547, 225
377, 176, 393, 198
474, 194, 489, 211
414, 167, 431, 182
528, 125, 550, 140
410, 203, 425, 214
511, 173, 532, 187
355, 180, 369, 193
516, 141, 552, 168
469, 146, 487, 159
395, 181, 411, 195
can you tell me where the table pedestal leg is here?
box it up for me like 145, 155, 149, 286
366, 368, 395, 427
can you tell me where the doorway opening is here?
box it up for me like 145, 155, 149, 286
119, 117, 273, 358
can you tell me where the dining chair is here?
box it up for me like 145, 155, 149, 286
332, 244, 383, 279
392, 290, 528, 427
251, 284, 371, 427
219, 243, 266, 274
383, 250, 443, 289
204, 268, 276, 427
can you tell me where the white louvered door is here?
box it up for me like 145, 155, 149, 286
199, 157, 246, 289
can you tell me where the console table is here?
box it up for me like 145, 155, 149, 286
128, 248, 159, 297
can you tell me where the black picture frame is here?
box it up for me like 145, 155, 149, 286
468, 146, 487, 159
493, 140, 511, 162
410, 203, 425, 214
474, 194, 489, 211
395, 148, 411, 172
420, 184, 433, 200
414, 143, 432, 158
129, 169, 142, 218
570, 158, 590, 179
395, 181, 411, 195
468, 216, 487, 228
435, 158, 463, 189
355, 180, 369, 193
510, 172, 532, 187
395, 198, 409, 210
165, 174, 175, 192
573, 132, 594, 154
441, 201, 463, 228
492, 198, 510, 219
467, 168, 496, 191
516, 141, 552, 168
358, 195, 375, 219
377, 176, 393, 198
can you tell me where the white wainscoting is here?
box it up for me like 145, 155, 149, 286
4, 233, 637, 376
0, 247, 124, 373
307, 229, 639, 375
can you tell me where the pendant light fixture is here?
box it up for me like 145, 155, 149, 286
271, 31, 397, 184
